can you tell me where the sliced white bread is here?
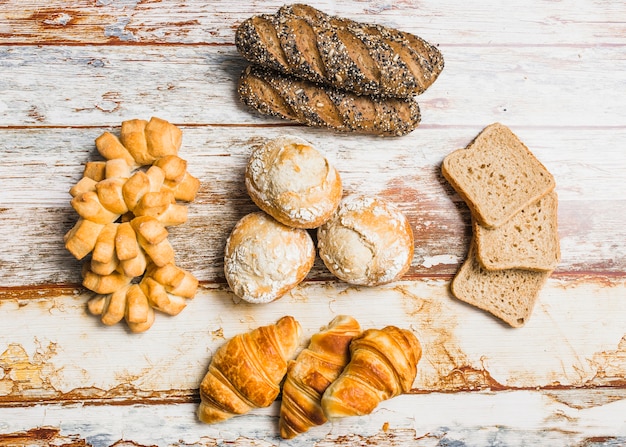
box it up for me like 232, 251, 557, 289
442, 123, 556, 229
450, 242, 551, 328
474, 191, 561, 271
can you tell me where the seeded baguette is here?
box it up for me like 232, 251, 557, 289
235, 3, 444, 98
238, 65, 421, 136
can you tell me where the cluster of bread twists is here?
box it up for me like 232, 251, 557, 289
64, 117, 200, 332
197, 315, 422, 440
235, 3, 443, 136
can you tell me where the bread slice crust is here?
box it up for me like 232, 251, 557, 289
474, 191, 561, 271
442, 123, 555, 229
451, 242, 551, 328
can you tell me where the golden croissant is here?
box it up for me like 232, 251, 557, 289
321, 325, 421, 418
198, 316, 302, 424
279, 315, 361, 439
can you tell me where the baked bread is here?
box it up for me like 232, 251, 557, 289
451, 242, 551, 328
65, 117, 200, 332
224, 211, 316, 303
474, 191, 561, 271
321, 325, 421, 418
198, 316, 302, 424
442, 123, 556, 229
235, 3, 444, 98
317, 196, 414, 286
279, 315, 361, 439
238, 64, 421, 136
245, 135, 342, 229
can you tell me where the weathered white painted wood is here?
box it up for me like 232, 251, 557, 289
1, 0, 624, 444
0, 390, 625, 446
0, 279, 624, 402
0, 45, 625, 127
1, 126, 625, 286
1, 0, 624, 46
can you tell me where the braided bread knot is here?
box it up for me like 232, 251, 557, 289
64, 117, 200, 333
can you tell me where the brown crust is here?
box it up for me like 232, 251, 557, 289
235, 4, 444, 98
238, 65, 421, 136
317, 196, 414, 286
244, 135, 342, 229
223, 212, 316, 304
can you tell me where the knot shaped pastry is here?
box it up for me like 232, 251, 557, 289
64, 117, 200, 332
198, 316, 302, 424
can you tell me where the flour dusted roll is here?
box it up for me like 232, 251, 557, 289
317, 196, 413, 286
245, 135, 342, 229
224, 212, 316, 303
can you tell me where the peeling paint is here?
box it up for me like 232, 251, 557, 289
588, 335, 626, 387
0, 427, 88, 446
317, 428, 441, 447
104, 18, 139, 42
0, 343, 57, 399
42, 13, 73, 27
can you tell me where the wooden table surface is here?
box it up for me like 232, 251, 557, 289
1, 1, 625, 445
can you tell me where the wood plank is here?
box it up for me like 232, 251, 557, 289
1, 125, 625, 287
1, 0, 624, 46
1, 1, 624, 445
0, 279, 624, 405
0, 390, 625, 446
0, 45, 625, 128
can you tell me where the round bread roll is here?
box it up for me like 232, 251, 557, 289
224, 211, 316, 303
245, 135, 342, 229
317, 196, 414, 286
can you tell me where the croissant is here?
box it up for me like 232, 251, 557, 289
198, 316, 302, 424
279, 315, 361, 439
321, 325, 421, 418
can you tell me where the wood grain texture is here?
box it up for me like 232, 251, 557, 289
0, 279, 624, 405
0, 0, 624, 445
1, 125, 625, 287
1, 0, 625, 46
0, 45, 624, 127
1, 391, 625, 446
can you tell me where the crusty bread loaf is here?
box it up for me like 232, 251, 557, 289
224, 212, 316, 303
451, 242, 551, 328
317, 196, 414, 286
245, 135, 342, 229
474, 191, 561, 271
442, 123, 556, 229
235, 3, 444, 98
238, 65, 421, 136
